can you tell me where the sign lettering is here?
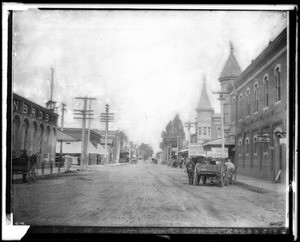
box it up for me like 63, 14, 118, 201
13, 100, 19, 111
23, 104, 28, 114
189, 144, 206, 156
258, 136, 270, 143
207, 147, 228, 158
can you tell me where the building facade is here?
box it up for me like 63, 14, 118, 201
12, 93, 59, 167
231, 28, 287, 182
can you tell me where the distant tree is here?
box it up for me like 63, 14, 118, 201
160, 114, 185, 149
138, 143, 153, 160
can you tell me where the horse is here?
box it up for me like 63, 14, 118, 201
225, 160, 235, 184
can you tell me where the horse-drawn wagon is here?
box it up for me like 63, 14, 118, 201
12, 151, 38, 183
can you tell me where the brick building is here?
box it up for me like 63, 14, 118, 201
229, 28, 287, 182
12, 93, 59, 168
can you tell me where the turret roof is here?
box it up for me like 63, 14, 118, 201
219, 44, 242, 80
196, 79, 214, 111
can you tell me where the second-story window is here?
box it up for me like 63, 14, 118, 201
275, 66, 281, 101
254, 83, 258, 112
264, 74, 269, 107
246, 88, 250, 116
208, 127, 211, 137
203, 127, 207, 136
199, 127, 202, 135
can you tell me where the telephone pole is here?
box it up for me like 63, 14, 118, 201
59, 103, 66, 175
185, 122, 194, 158
100, 104, 114, 164
213, 91, 230, 154
74, 97, 95, 170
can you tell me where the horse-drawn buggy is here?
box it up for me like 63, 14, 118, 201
12, 150, 38, 183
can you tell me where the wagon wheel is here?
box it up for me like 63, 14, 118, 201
202, 176, 207, 184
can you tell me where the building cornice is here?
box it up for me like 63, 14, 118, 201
233, 28, 286, 89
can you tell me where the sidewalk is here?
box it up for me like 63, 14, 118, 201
235, 174, 287, 195
12, 163, 128, 182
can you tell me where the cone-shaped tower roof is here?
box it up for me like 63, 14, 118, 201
196, 77, 214, 112
219, 43, 242, 81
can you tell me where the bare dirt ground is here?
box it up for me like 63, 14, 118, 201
12, 160, 286, 227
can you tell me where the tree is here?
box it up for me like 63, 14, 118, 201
138, 143, 153, 160
160, 114, 185, 149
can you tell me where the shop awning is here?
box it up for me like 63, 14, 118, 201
202, 137, 235, 147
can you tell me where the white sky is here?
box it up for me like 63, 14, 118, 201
12, 9, 286, 152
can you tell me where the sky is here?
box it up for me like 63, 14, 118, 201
12, 8, 287, 153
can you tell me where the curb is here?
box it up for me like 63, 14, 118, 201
235, 181, 274, 194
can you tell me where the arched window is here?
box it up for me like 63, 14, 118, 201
246, 88, 251, 116
12, 116, 21, 155
263, 74, 269, 107
254, 83, 259, 112
20, 119, 29, 151
245, 137, 250, 154
239, 94, 243, 119
253, 135, 258, 154
238, 139, 243, 155
275, 66, 281, 101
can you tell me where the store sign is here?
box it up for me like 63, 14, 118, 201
279, 138, 287, 144
258, 136, 270, 143
207, 148, 228, 158
189, 144, 206, 156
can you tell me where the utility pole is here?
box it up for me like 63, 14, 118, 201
59, 103, 66, 175
74, 97, 95, 170
185, 122, 194, 158
100, 104, 114, 164
213, 91, 230, 156
86, 98, 95, 169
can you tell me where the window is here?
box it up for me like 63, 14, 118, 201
203, 127, 207, 135
254, 83, 258, 112
238, 139, 243, 155
245, 138, 250, 154
208, 127, 211, 137
198, 127, 202, 135
232, 96, 235, 122
275, 66, 281, 101
239, 94, 243, 119
223, 103, 229, 124
246, 88, 250, 116
253, 136, 258, 154
263, 74, 269, 107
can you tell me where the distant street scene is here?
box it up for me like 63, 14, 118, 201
4, 5, 294, 237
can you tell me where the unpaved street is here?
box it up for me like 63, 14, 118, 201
12, 161, 286, 227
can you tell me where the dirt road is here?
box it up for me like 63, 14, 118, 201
12, 161, 286, 227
